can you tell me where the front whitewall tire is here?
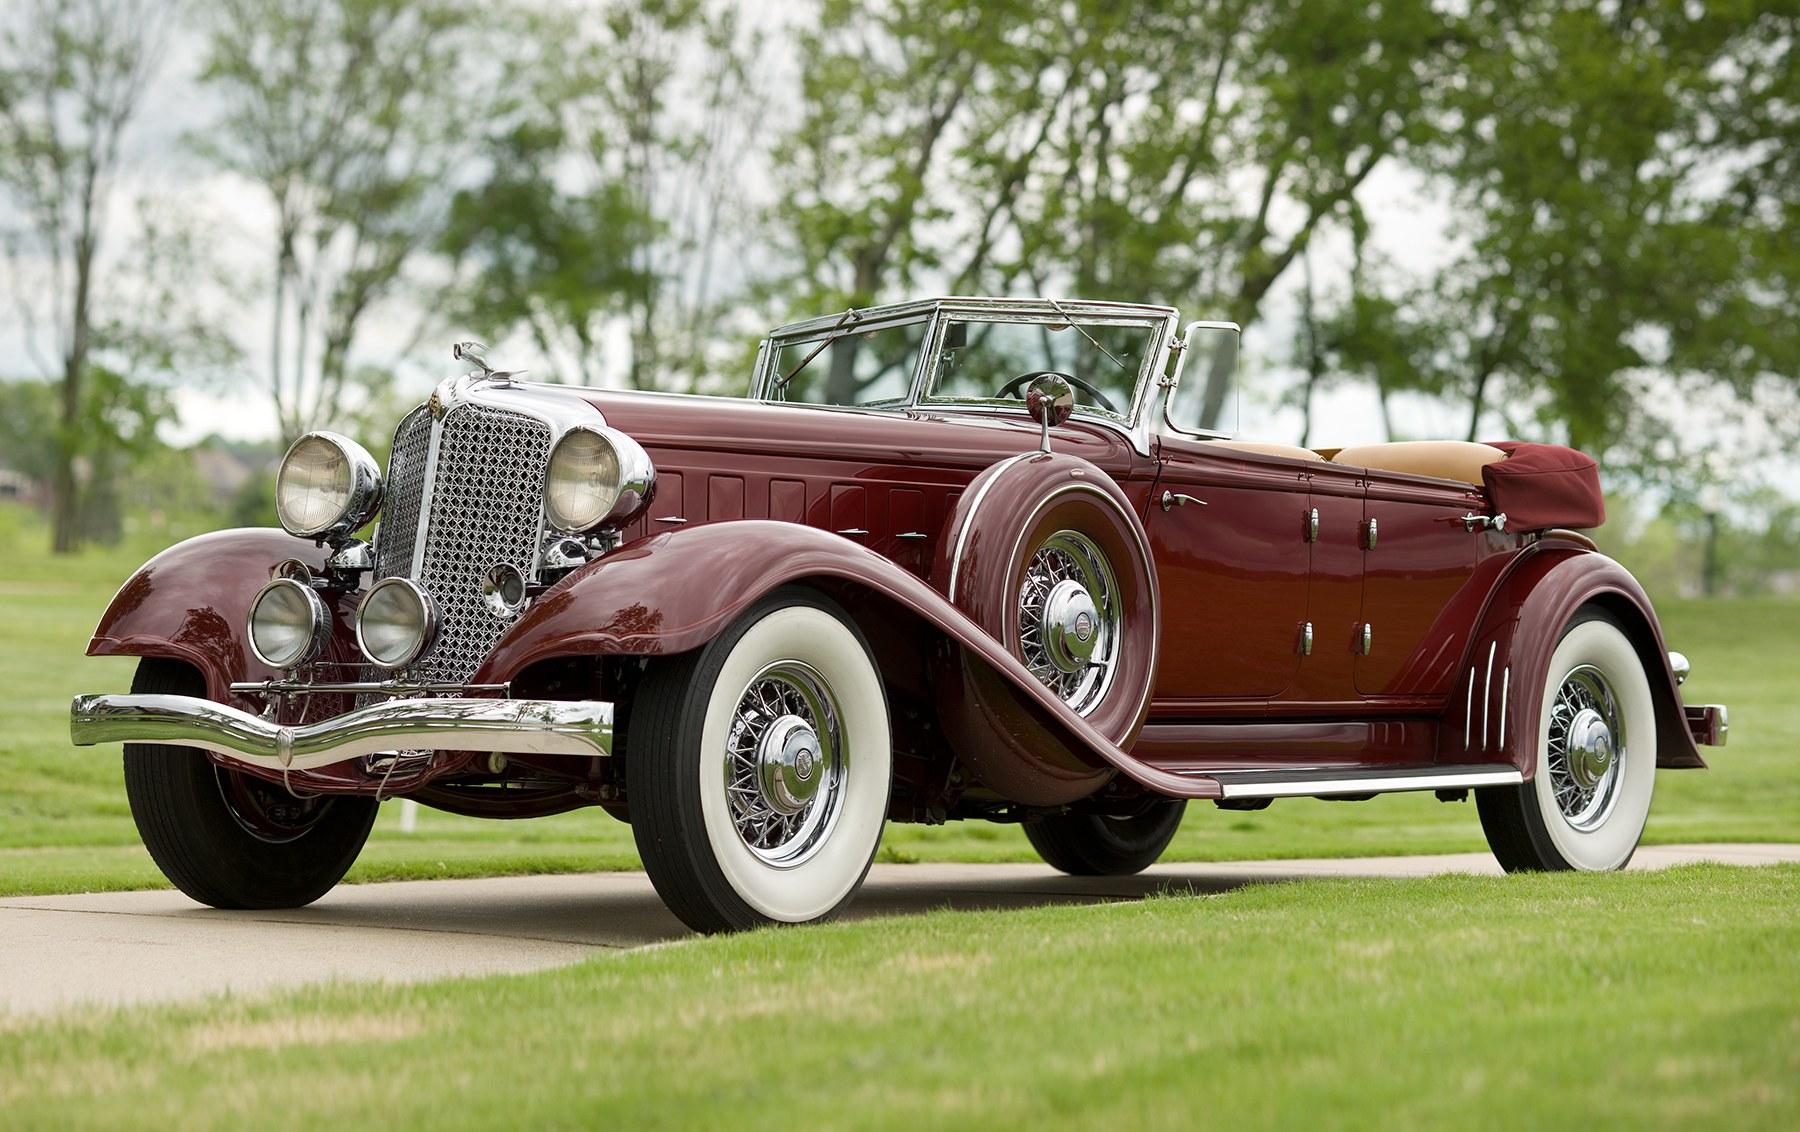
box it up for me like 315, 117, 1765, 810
631, 587, 891, 932
696, 605, 891, 922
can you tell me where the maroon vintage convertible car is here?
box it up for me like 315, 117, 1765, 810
71, 297, 1727, 932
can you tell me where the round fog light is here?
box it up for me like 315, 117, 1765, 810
356, 578, 437, 669
248, 577, 330, 670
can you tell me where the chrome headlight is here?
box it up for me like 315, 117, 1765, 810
356, 577, 437, 670
543, 426, 654, 533
276, 431, 383, 540
247, 577, 330, 669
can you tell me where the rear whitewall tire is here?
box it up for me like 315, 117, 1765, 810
1478, 612, 1657, 872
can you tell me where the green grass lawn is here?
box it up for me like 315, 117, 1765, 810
2, 502, 1794, 897
2, 864, 1795, 1130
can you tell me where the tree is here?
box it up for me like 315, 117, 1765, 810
772, 0, 1451, 423
0, 0, 171, 553
440, 0, 765, 392
1345, 1, 1800, 460
195, 0, 487, 443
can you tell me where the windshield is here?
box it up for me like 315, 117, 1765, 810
924, 316, 1155, 419
768, 317, 929, 407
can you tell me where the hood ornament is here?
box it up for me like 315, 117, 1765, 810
452, 341, 522, 385
454, 340, 494, 376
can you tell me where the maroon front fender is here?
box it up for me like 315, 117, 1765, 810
477, 521, 1215, 801
86, 529, 347, 703
1442, 536, 1705, 775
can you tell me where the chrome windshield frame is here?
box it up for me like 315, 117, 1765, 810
751, 297, 1182, 457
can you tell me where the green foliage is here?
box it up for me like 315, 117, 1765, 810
437, 122, 654, 385
1595, 490, 1800, 600
1318, 0, 1800, 460
0, 372, 176, 547
0, 0, 174, 553
772, 0, 1458, 427
432, 0, 764, 393
194, 0, 491, 441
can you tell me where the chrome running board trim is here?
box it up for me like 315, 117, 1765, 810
70, 693, 613, 772
1208, 763, 1523, 800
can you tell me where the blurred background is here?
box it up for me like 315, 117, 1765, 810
0, 0, 1795, 598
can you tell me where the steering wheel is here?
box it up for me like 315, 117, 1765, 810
996, 371, 1119, 415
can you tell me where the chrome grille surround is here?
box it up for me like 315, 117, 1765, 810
375, 407, 431, 580
371, 378, 606, 687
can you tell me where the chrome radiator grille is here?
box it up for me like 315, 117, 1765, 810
373, 402, 554, 685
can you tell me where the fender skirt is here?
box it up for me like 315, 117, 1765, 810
1440, 537, 1706, 775
477, 521, 1213, 802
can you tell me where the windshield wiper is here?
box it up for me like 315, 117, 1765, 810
1046, 297, 1131, 373
774, 307, 863, 392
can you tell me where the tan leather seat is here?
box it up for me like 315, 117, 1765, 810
1329, 441, 1507, 486
1204, 440, 1326, 462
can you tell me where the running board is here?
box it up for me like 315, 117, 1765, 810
1178, 763, 1523, 801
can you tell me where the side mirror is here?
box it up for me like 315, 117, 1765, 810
1024, 373, 1074, 452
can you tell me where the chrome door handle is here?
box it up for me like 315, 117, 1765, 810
1161, 491, 1207, 512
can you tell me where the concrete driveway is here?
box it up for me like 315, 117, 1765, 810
3, 843, 1794, 1018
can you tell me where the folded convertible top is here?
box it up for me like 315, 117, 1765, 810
1482, 441, 1606, 531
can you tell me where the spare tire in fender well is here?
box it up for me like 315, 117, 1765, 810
927, 451, 1160, 805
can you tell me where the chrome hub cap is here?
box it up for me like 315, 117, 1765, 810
756, 714, 822, 815
1042, 579, 1100, 672
1566, 708, 1614, 789
1546, 664, 1624, 831
724, 661, 845, 865
1018, 530, 1121, 715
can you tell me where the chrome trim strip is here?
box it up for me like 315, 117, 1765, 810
70, 693, 613, 771
1464, 668, 1475, 752
1217, 768, 1524, 800
1500, 667, 1511, 750
412, 388, 447, 579
229, 680, 512, 696
1482, 641, 1497, 750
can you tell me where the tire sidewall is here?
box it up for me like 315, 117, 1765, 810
694, 598, 891, 923
123, 658, 377, 909
1528, 615, 1657, 870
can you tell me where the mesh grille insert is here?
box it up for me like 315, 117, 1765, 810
370, 402, 552, 685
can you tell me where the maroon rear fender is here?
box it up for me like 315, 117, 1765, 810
1441, 536, 1705, 775
86, 529, 350, 703
477, 521, 1206, 802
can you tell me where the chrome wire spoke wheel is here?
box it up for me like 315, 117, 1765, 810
631, 587, 891, 932
1476, 611, 1658, 873
722, 660, 846, 866
1543, 664, 1624, 832
1016, 529, 1121, 714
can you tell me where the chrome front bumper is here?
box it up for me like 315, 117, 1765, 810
69, 693, 614, 772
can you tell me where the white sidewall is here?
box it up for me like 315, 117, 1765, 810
1532, 619, 1657, 870
695, 605, 891, 922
